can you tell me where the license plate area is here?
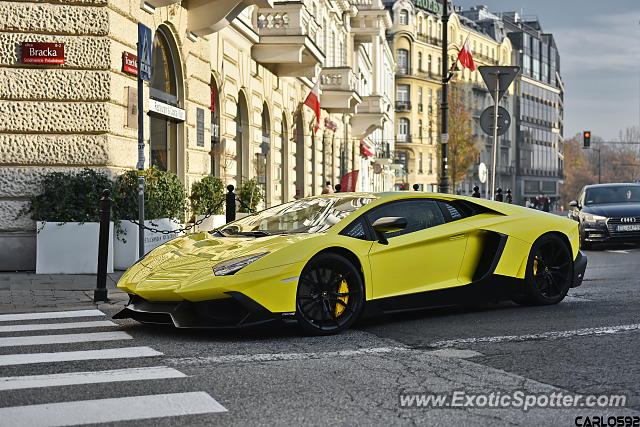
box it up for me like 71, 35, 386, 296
617, 224, 640, 232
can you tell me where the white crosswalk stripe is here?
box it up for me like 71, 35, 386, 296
0, 308, 228, 424
0, 346, 161, 367
0, 320, 116, 333
0, 392, 227, 426
0, 366, 186, 391
0, 310, 104, 322
0, 331, 132, 347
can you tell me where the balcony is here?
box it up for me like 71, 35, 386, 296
186, 0, 274, 36
319, 67, 362, 113
374, 145, 394, 165
395, 101, 411, 112
350, 0, 392, 43
416, 34, 442, 46
350, 95, 392, 138
251, 3, 324, 78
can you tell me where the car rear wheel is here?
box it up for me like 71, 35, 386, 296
518, 234, 573, 305
296, 253, 364, 335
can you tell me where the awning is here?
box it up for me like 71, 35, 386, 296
360, 140, 373, 158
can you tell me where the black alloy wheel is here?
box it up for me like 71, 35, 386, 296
518, 234, 573, 305
296, 253, 364, 335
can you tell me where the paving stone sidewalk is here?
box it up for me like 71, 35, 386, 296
0, 271, 128, 313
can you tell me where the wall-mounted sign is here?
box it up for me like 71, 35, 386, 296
196, 108, 205, 147
126, 86, 138, 129
21, 42, 64, 64
148, 99, 185, 121
414, 0, 442, 14
122, 52, 138, 76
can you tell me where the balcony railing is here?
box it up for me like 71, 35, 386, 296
416, 34, 442, 46
320, 67, 358, 91
395, 101, 411, 112
319, 67, 362, 113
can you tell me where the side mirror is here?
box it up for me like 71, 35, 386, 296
371, 217, 407, 245
569, 200, 579, 208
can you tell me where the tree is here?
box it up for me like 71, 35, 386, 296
446, 83, 479, 190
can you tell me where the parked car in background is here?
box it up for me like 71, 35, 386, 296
568, 183, 640, 249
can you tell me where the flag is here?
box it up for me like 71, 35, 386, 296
210, 86, 216, 112
457, 35, 476, 71
340, 170, 359, 192
303, 81, 321, 132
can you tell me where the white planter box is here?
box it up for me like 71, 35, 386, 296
114, 218, 183, 270
194, 214, 227, 233
36, 221, 114, 275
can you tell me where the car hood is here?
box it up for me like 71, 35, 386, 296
582, 203, 640, 218
137, 231, 318, 273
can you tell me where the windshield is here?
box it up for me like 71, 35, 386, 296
585, 186, 640, 205
220, 196, 375, 235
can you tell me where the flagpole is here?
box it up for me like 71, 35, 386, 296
438, 0, 450, 194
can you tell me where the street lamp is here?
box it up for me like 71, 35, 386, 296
438, 0, 450, 194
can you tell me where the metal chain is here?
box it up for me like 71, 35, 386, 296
235, 197, 256, 213
125, 199, 225, 235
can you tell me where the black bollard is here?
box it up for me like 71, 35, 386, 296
94, 189, 111, 303
505, 188, 513, 204
413, 184, 419, 191
334, 184, 342, 193
472, 185, 481, 198
495, 187, 504, 202
226, 185, 236, 223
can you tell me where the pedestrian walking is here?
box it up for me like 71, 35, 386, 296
321, 181, 334, 194
543, 196, 550, 212
472, 185, 481, 198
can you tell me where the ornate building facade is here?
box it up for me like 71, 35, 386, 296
0, 0, 395, 269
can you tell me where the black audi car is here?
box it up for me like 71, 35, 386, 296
568, 183, 640, 249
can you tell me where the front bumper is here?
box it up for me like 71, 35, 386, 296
113, 293, 288, 329
571, 251, 587, 288
582, 223, 640, 243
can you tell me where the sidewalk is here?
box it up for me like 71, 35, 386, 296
0, 271, 128, 313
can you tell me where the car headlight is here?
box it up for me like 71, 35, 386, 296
582, 213, 607, 223
212, 252, 270, 276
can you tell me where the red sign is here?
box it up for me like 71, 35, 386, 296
340, 170, 359, 192
122, 52, 138, 76
21, 42, 64, 64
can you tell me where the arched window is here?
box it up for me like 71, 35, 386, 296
260, 104, 271, 205
428, 20, 432, 36
235, 92, 249, 185
397, 49, 409, 74
397, 118, 410, 142
209, 78, 220, 176
399, 9, 409, 25
149, 27, 181, 173
280, 114, 288, 203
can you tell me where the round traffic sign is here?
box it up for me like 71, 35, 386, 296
478, 162, 488, 184
480, 106, 511, 136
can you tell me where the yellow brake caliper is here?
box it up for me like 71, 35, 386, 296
533, 257, 539, 276
335, 276, 349, 317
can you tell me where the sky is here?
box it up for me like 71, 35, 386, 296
453, 0, 640, 141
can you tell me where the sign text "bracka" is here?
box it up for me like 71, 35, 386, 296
21, 42, 65, 64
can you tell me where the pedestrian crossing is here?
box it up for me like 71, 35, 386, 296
0, 308, 227, 426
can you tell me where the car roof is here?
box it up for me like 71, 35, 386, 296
584, 183, 640, 189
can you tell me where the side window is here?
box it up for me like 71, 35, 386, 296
365, 199, 445, 238
340, 218, 368, 240
438, 200, 474, 222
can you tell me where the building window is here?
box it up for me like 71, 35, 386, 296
150, 27, 180, 173
418, 87, 423, 110
419, 153, 423, 174
417, 52, 422, 71
418, 119, 423, 140
397, 118, 410, 142
397, 49, 409, 74
427, 54, 432, 75
210, 79, 220, 176
399, 9, 409, 25
428, 153, 433, 174
397, 84, 410, 110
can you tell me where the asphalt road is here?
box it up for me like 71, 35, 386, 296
1, 245, 639, 426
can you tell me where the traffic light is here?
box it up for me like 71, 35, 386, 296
583, 131, 591, 148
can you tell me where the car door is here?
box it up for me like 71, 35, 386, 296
366, 198, 469, 300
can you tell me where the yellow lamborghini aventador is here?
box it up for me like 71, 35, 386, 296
115, 192, 587, 335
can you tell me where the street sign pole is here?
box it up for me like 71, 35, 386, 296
137, 23, 152, 259
491, 75, 500, 201
136, 45, 145, 259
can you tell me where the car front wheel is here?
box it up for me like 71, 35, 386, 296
295, 253, 364, 335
